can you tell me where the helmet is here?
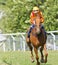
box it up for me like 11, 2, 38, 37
33, 6, 39, 11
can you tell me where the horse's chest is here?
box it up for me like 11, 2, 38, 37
30, 34, 46, 47
30, 35, 40, 46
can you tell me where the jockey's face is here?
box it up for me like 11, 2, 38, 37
33, 10, 39, 14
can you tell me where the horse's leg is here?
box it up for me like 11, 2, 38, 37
40, 46, 44, 63
44, 44, 48, 63
34, 47, 40, 65
27, 42, 34, 63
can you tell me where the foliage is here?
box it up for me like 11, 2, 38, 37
0, 0, 58, 33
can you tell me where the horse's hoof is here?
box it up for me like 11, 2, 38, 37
32, 60, 35, 63
31, 56, 35, 63
37, 62, 40, 65
31, 58, 35, 63
40, 59, 44, 63
44, 57, 47, 63
44, 60, 47, 63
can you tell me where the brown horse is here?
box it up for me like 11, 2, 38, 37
26, 16, 48, 65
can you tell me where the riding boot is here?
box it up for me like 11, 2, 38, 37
41, 25, 46, 36
28, 24, 35, 38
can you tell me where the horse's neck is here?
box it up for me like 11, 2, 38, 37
35, 16, 41, 23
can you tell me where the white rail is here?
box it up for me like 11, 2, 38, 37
0, 31, 58, 51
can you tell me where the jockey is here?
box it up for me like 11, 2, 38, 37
27, 6, 45, 41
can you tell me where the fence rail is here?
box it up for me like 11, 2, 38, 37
0, 30, 58, 52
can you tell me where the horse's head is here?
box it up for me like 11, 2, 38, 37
35, 16, 41, 34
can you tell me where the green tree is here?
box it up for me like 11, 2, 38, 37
0, 0, 58, 33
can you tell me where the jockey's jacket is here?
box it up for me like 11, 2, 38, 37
30, 11, 44, 24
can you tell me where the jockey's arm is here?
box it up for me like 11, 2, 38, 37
40, 11, 44, 23
30, 18, 36, 24
30, 13, 36, 24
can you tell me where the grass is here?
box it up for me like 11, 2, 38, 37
0, 51, 58, 65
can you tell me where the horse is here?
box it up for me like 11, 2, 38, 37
26, 16, 48, 65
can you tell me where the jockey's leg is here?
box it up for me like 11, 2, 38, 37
28, 24, 35, 38
26, 24, 35, 42
41, 24, 46, 36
